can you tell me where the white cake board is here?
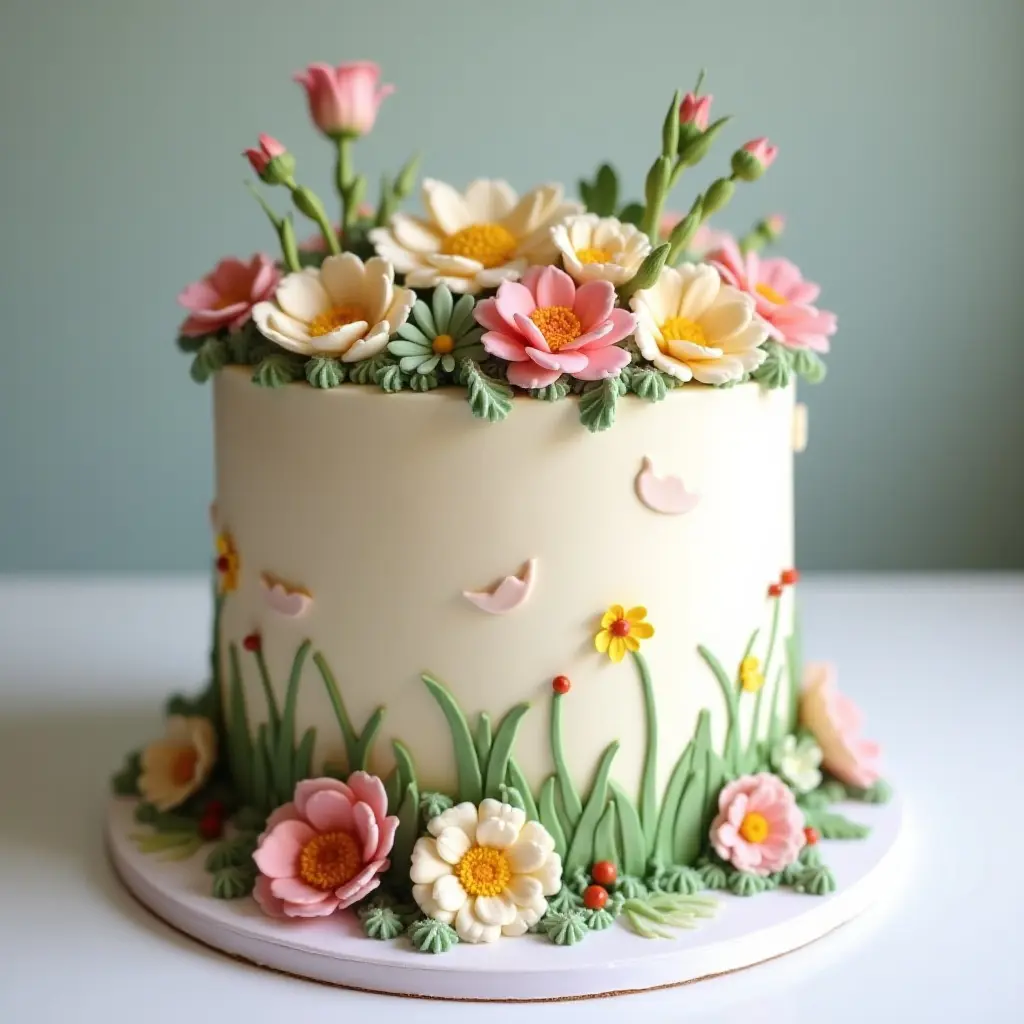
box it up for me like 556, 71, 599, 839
106, 796, 905, 1002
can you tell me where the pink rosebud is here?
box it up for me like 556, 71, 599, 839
765, 213, 786, 236
742, 137, 778, 170
243, 133, 287, 177
679, 91, 712, 131
294, 61, 395, 138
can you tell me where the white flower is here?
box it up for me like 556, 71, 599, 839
630, 263, 768, 385
369, 179, 582, 295
251, 253, 414, 362
410, 799, 562, 943
552, 213, 651, 286
138, 716, 216, 811
771, 734, 824, 794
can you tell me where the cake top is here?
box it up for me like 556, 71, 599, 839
177, 61, 836, 431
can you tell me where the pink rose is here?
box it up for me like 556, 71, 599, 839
294, 61, 395, 137
474, 266, 636, 389
800, 663, 882, 790
742, 137, 778, 170
176, 254, 281, 337
243, 133, 288, 180
252, 774, 398, 919
679, 91, 712, 130
710, 773, 805, 876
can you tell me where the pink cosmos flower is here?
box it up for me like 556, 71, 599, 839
680, 91, 712, 130
243, 134, 287, 179
800, 663, 882, 790
742, 137, 778, 171
474, 266, 636, 389
177, 254, 281, 337
294, 62, 395, 137
252, 774, 398, 919
709, 237, 837, 352
710, 773, 805, 876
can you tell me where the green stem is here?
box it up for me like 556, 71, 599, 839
245, 182, 300, 272
697, 645, 741, 772
631, 651, 658, 855
335, 135, 356, 231
551, 692, 582, 830
761, 595, 782, 706
313, 651, 358, 770
767, 666, 785, 747
253, 648, 280, 733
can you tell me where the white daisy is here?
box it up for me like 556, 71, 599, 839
552, 213, 651, 286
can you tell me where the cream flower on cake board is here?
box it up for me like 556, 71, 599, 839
369, 179, 583, 295
138, 716, 216, 812
410, 799, 562, 943
552, 213, 652, 286
631, 263, 768, 385
252, 253, 414, 362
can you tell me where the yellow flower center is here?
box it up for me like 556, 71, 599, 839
575, 246, 613, 265
756, 283, 787, 305
529, 305, 582, 352
308, 303, 369, 338
170, 748, 198, 786
740, 656, 765, 693
444, 223, 518, 269
455, 845, 512, 898
432, 333, 455, 355
739, 811, 770, 844
660, 315, 709, 348
298, 831, 362, 891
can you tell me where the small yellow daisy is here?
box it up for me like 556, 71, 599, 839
215, 531, 240, 594
740, 655, 765, 693
594, 604, 655, 664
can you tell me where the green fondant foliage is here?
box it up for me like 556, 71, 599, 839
802, 807, 870, 840
388, 782, 420, 888
538, 776, 569, 860
211, 864, 257, 900
859, 778, 893, 804
190, 337, 230, 383
408, 917, 459, 954
543, 909, 589, 946
419, 790, 453, 826
506, 759, 539, 822
111, 750, 142, 797
205, 835, 257, 873
583, 906, 618, 931
564, 741, 619, 875
231, 807, 266, 834
628, 366, 671, 402
579, 163, 619, 216
793, 864, 837, 895
696, 857, 729, 890
305, 355, 346, 389
671, 711, 727, 866
473, 712, 492, 771
550, 693, 583, 835
728, 870, 767, 897
313, 652, 384, 775
792, 348, 827, 384
498, 784, 526, 811
407, 370, 438, 392
631, 652, 659, 856
422, 673, 483, 804
612, 875, 648, 901
362, 906, 406, 940
751, 340, 792, 389
618, 201, 645, 226
252, 352, 305, 388
800, 843, 823, 868
529, 378, 571, 401
617, 243, 670, 303
649, 863, 704, 895
547, 886, 583, 915
565, 866, 590, 896
578, 377, 620, 432
621, 893, 718, 939
593, 801, 620, 866
484, 702, 530, 801
610, 782, 647, 878
460, 359, 513, 423
347, 354, 389, 385
697, 646, 741, 771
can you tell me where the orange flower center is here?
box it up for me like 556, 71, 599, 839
170, 748, 198, 786
308, 303, 368, 338
739, 811, 769, 844
455, 845, 512, 898
660, 315, 709, 348
444, 223, 518, 269
298, 831, 362, 891
576, 246, 613, 265
610, 617, 631, 638
432, 333, 455, 355
756, 283, 787, 305
529, 305, 582, 352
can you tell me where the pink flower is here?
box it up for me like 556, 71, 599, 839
800, 663, 882, 791
709, 237, 837, 352
176, 254, 281, 337
765, 213, 786, 237
710, 773, 805, 876
243, 134, 288, 180
742, 137, 778, 171
474, 266, 636, 389
294, 61, 395, 137
251, 774, 398, 919
680, 91, 712, 130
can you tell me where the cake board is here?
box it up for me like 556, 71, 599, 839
105, 795, 906, 1002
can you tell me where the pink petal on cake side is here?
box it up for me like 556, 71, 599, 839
462, 559, 537, 615
635, 457, 700, 515
260, 572, 314, 617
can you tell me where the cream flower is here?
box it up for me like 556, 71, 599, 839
138, 716, 216, 812
552, 213, 652, 286
630, 263, 768, 385
410, 799, 562, 943
771, 734, 824, 795
369, 178, 583, 295
251, 253, 414, 361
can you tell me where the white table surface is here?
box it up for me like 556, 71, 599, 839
0, 575, 1021, 1022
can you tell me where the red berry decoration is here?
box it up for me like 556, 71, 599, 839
781, 567, 800, 586
242, 632, 262, 652
583, 884, 609, 910
591, 860, 618, 886
203, 799, 226, 818
198, 814, 224, 841
804, 826, 820, 846
767, 582, 783, 598
552, 675, 571, 695
216, 555, 230, 572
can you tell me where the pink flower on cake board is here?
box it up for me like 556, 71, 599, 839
252, 773, 398, 919
294, 62, 395, 137
474, 265, 636, 389
709, 237, 837, 352
177, 254, 281, 338
800, 662, 882, 790
709, 772, 805, 876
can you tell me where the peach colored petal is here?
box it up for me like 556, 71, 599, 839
303, 789, 356, 834
271, 877, 330, 905
572, 280, 615, 331
294, 777, 353, 820
252, 819, 316, 878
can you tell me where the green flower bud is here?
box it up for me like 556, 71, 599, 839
662, 90, 682, 159
394, 153, 421, 199
644, 156, 672, 209
731, 148, 764, 181
702, 178, 735, 216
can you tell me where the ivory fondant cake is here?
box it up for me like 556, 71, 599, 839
110, 58, 892, 988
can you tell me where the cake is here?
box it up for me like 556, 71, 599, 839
111, 59, 890, 976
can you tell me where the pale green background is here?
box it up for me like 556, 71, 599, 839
1, 0, 1022, 571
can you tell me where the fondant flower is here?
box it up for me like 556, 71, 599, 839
410, 799, 562, 943
243, 134, 292, 184
251, 253, 414, 361
680, 91, 712, 130
658, 217, 735, 256
215, 531, 239, 594
252, 774, 398, 919
594, 604, 655, 664
138, 716, 217, 812
551, 214, 651, 286
709, 238, 837, 352
474, 266, 635, 389
177, 255, 281, 338
369, 179, 582, 294
709, 773, 805, 876
800, 663, 881, 790
388, 284, 484, 375
739, 655, 765, 693
294, 62, 394, 137
771, 734, 824, 795
630, 263, 768, 385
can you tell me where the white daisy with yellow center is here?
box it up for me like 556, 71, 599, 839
251, 253, 414, 361
630, 263, 768, 385
410, 799, 562, 943
551, 213, 652, 286
138, 715, 216, 812
369, 178, 583, 295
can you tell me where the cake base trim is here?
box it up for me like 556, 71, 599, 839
105, 794, 906, 1001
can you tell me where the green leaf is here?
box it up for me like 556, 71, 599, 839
211, 864, 257, 900
391, 739, 416, 798
252, 723, 270, 812
629, 367, 669, 402
678, 115, 732, 167
617, 243, 670, 303
506, 758, 539, 822
578, 377, 620, 433
348, 355, 389, 385
792, 348, 827, 384
252, 352, 304, 388
226, 643, 254, 807
550, 692, 582, 832
190, 337, 230, 383
408, 917, 459, 954
654, 737, 694, 863
805, 809, 871, 839
529, 378, 571, 401
473, 713, 492, 772
431, 284, 454, 334
751, 340, 793, 390
609, 782, 646, 878
538, 776, 568, 860
618, 201, 645, 226
274, 641, 311, 799
305, 356, 345, 388
422, 673, 482, 804
362, 906, 406, 940
580, 163, 619, 216
484, 703, 530, 801
387, 781, 420, 886
565, 741, 619, 874
205, 835, 257, 872
459, 359, 513, 423
499, 784, 526, 811
593, 800, 620, 866
294, 727, 316, 784
377, 363, 406, 392
662, 91, 682, 158
408, 370, 438, 392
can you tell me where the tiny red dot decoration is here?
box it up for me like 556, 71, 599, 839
204, 799, 226, 818
552, 675, 571, 695
781, 568, 801, 586
804, 826, 820, 846
243, 633, 262, 652
583, 884, 609, 910
591, 860, 618, 886
610, 618, 631, 637
767, 583, 783, 598
199, 815, 224, 841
